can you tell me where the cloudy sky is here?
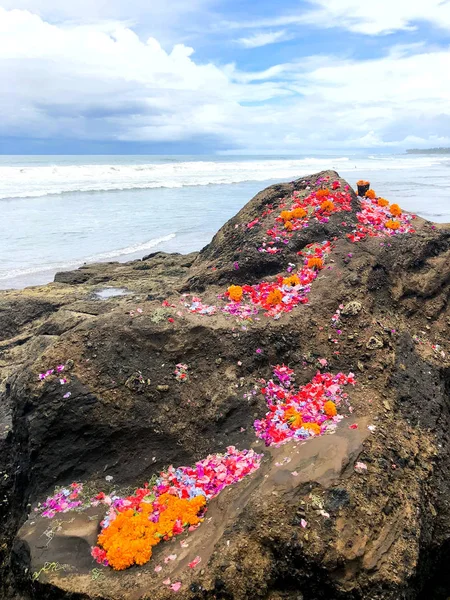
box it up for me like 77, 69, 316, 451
1, 0, 450, 153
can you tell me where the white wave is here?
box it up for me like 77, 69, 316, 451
0, 156, 373, 200
1, 155, 448, 200
0, 233, 175, 281
84, 233, 176, 261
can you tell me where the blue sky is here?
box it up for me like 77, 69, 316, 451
0, 0, 450, 154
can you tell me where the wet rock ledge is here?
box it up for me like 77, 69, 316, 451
1, 170, 450, 600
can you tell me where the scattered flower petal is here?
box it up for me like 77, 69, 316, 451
188, 556, 202, 569
355, 462, 368, 472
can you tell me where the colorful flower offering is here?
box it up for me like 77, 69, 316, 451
347, 189, 415, 242
174, 363, 189, 382
187, 296, 217, 315
35, 176, 416, 578
37, 363, 357, 573
254, 366, 355, 446
265, 181, 352, 243
94, 493, 206, 570
37, 482, 83, 518
88, 447, 262, 570
223, 241, 331, 319
155, 447, 262, 501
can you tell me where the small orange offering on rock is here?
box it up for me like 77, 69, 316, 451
365, 189, 376, 199
266, 289, 283, 306
307, 257, 324, 270
386, 220, 400, 230
390, 203, 402, 217
320, 200, 335, 212
324, 401, 337, 417
228, 285, 243, 302
283, 275, 300, 287
285, 407, 303, 429
356, 180, 370, 197
291, 207, 307, 219
377, 197, 389, 207
280, 210, 293, 221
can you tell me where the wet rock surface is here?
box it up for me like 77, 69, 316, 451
0, 171, 450, 599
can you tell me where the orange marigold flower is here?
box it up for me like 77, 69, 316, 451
324, 400, 337, 417
284, 221, 294, 231
280, 210, 293, 221
285, 407, 303, 429
389, 203, 402, 217
357, 180, 369, 186
377, 197, 389, 207
266, 289, 283, 306
283, 274, 300, 287
307, 257, 324, 270
228, 285, 243, 302
386, 220, 400, 230
303, 422, 321, 436
316, 188, 330, 198
320, 200, 335, 212
97, 493, 206, 571
365, 189, 376, 199
291, 207, 307, 219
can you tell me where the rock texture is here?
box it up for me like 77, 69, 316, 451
1, 171, 450, 599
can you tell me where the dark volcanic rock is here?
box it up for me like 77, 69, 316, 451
54, 270, 92, 285
1, 171, 450, 600
0, 297, 60, 341
186, 170, 359, 290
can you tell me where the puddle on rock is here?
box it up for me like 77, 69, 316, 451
94, 288, 131, 300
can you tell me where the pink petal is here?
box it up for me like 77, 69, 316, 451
163, 578, 171, 585
188, 556, 202, 569
154, 565, 162, 573
170, 582, 182, 592
164, 554, 177, 563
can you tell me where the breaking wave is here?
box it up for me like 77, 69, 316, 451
0, 233, 175, 281
0, 157, 352, 199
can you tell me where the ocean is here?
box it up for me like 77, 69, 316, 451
1, 153, 449, 289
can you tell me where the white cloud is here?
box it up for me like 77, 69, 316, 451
236, 30, 293, 48
225, 44, 450, 150
223, 0, 450, 35
0, 7, 450, 151
0, 0, 211, 23
0, 7, 235, 142
305, 0, 450, 34
0, 0, 216, 47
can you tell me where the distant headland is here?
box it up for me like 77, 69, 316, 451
407, 147, 450, 154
